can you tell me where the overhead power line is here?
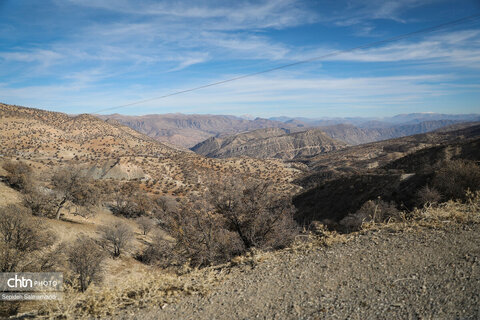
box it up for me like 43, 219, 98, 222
93, 13, 480, 114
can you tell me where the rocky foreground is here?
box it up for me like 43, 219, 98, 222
123, 224, 480, 320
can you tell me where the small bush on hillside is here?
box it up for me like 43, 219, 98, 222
416, 185, 442, 207
23, 187, 56, 217
340, 198, 401, 231
157, 196, 242, 267
432, 160, 480, 201
50, 167, 99, 219
136, 231, 176, 266
2, 161, 33, 192
209, 177, 298, 250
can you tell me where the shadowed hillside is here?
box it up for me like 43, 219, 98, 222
293, 123, 480, 225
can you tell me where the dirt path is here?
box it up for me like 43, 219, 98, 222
125, 224, 480, 319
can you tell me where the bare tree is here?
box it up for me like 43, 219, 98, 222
136, 216, 155, 235
209, 177, 298, 250
0, 205, 53, 272
99, 222, 133, 257
67, 236, 105, 292
51, 167, 99, 219
158, 177, 298, 267
23, 188, 56, 217
110, 182, 153, 218
160, 196, 241, 267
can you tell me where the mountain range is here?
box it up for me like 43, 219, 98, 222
97, 113, 478, 153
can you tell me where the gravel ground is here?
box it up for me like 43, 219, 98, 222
126, 224, 480, 320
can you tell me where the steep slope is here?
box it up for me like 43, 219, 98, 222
293, 124, 480, 224
191, 128, 346, 160
0, 103, 302, 195
97, 113, 307, 148
297, 122, 480, 187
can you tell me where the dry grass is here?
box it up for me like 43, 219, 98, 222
32, 265, 228, 319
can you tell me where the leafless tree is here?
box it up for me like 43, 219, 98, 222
160, 196, 241, 267
157, 177, 298, 267
209, 177, 298, 250
136, 216, 155, 235
23, 187, 56, 217
51, 167, 99, 219
0, 205, 53, 272
110, 181, 153, 218
67, 236, 105, 292
99, 222, 133, 257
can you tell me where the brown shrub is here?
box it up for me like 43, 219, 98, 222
23, 187, 56, 217
158, 196, 242, 267
110, 181, 153, 218
340, 199, 401, 231
136, 216, 155, 235
416, 185, 442, 207
2, 161, 33, 192
50, 167, 99, 219
151, 177, 298, 268
433, 160, 480, 201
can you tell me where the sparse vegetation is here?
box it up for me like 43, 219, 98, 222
1, 103, 479, 318
146, 178, 298, 267
110, 181, 153, 218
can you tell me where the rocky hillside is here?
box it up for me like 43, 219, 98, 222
191, 128, 346, 160
97, 113, 307, 148
0, 103, 302, 195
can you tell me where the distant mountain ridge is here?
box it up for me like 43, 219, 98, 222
191, 127, 346, 160
96, 112, 478, 149
97, 113, 305, 148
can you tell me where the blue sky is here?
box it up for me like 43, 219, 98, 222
0, 0, 479, 117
